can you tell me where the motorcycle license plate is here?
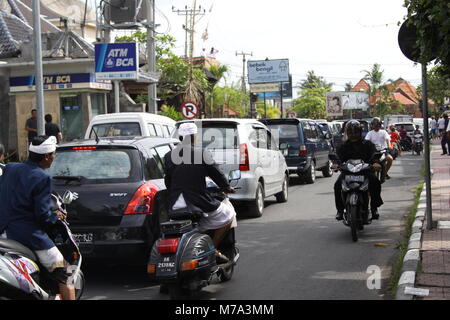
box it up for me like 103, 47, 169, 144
156, 255, 177, 275
72, 233, 93, 244
345, 175, 364, 183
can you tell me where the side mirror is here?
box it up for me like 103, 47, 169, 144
279, 143, 289, 156
62, 190, 79, 204
228, 170, 241, 182
325, 133, 332, 140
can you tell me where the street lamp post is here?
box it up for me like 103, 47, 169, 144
32, 0, 45, 135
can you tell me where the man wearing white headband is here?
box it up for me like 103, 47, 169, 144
0, 136, 75, 300
164, 122, 237, 263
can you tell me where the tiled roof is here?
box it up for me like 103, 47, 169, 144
0, 10, 31, 58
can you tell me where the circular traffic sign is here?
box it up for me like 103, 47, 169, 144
181, 101, 198, 120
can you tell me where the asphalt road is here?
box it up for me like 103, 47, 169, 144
80, 153, 423, 300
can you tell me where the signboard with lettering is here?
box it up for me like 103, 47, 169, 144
95, 42, 139, 80
247, 59, 289, 84
9, 73, 112, 92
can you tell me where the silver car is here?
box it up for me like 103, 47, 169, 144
174, 119, 289, 218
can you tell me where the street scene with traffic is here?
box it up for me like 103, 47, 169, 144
0, 0, 449, 305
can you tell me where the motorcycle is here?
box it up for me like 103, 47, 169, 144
374, 145, 387, 184
389, 142, 400, 160
0, 190, 84, 300
412, 133, 423, 155
147, 171, 241, 300
330, 155, 375, 242
400, 137, 412, 151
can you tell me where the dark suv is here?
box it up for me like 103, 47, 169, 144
259, 118, 333, 184
47, 137, 178, 265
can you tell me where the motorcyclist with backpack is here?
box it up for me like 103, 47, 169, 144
333, 120, 383, 224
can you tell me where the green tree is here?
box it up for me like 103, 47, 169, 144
206, 64, 229, 117
257, 103, 280, 119
160, 105, 184, 121
292, 87, 329, 119
362, 63, 384, 96
403, 0, 450, 78
299, 70, 334, 90
212, 85, 249, 118
417, 64, 450, 113
345, 82, 354, 92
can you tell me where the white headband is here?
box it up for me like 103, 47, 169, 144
178, 123, 198, 137
29, 136, 57, 154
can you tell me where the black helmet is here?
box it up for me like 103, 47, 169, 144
345, 120, 362, 136
371, 117, 382, 129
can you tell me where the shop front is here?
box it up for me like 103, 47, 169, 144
9, 72, 112, 160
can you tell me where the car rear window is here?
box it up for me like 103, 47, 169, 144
90, 122, 142, 138
267, 124, 299, 141
201, 124, 238, 149
48, 148, 142, 183
395, 123, 414, 132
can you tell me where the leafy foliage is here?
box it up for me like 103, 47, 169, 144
160, 105, 184, 121
417, 64, 450, 111
257, 103, 281, 119
403, 0, 450, 78
292, 87, 329, 119
299, 70, 334, 90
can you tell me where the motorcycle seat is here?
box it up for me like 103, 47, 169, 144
0, 238, 37, 262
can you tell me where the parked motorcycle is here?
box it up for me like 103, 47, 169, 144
0, 191, 84, 300
147, 171, 241, 299
412, 134, 423, 155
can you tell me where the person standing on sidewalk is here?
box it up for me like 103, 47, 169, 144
25, 109, 38, 144
440, 114, 449, 155
44, 114, 63, 143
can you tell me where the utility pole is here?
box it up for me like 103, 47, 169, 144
235, 51, 252, 93
172, 4, 206, 60
32, 0, 45, 135
147, 0, 157, 114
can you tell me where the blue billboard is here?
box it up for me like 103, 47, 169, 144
95, 42, 139, 80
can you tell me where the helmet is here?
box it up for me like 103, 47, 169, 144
371, 117, 382, 129
345, 120, 362, 136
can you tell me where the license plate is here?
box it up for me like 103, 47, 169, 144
156, 255, 176, 274
72, 233, 94, 244
345, 175, 364, 182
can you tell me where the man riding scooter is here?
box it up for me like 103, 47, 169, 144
164, 122, 237, 263
365, 117, 393, 180
333, 120, 383, 224
0, 136, 75, 300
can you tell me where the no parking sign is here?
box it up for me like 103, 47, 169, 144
181, 102, 199, 120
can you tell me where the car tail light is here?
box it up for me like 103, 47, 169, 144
124, 183, 158, 215
157, 238, 180, 254
72, 146, 97, 150
239, 143, 250, 171
299, 145, 308, 157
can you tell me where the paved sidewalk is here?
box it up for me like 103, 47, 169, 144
416, 142, 450, 300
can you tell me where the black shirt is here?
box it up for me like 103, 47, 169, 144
164, 144, 230, 213
26, 118, 37, 141
45, 123, 61, 143
336, 139, 379, 164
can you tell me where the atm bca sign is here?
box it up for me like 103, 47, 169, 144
95, 42, 139, 80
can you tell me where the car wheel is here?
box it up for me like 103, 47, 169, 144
275, 174, 289, 203
321, 161, 333, 178
304, 161, 316, 184
248, 182, 264, 218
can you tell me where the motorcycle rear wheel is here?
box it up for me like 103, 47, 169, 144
220, 247, 236, 282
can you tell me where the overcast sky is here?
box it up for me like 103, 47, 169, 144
152, 0, 422, 96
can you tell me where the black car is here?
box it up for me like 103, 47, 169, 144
48, 136, 178, 265
259, 118, 333, 184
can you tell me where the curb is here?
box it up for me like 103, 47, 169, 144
395, 184, 427, 300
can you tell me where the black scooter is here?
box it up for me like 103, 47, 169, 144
147, 171, 240, 299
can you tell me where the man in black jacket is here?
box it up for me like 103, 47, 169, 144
334, 120, 383, 223
164, 122, 236, 261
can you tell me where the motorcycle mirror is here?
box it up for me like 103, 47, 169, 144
62, 190, 79, 204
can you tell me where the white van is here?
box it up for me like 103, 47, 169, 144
84, 112, 176, 139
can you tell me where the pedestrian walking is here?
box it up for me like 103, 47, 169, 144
44, 114, 62, 143
25, 109, 38, 144
430, 116, 437, 139
440, 113, 450, 155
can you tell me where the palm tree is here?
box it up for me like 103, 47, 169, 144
207, 64, 229, 117
362, 63, 384, 96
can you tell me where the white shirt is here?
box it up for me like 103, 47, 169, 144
438, 118, 446, 129
430, 119, 437, 130
365, 129, 390, 149
447, 120, 450, 132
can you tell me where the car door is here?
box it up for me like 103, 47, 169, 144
302, 121, 317, 163
313, 123, 329, 168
